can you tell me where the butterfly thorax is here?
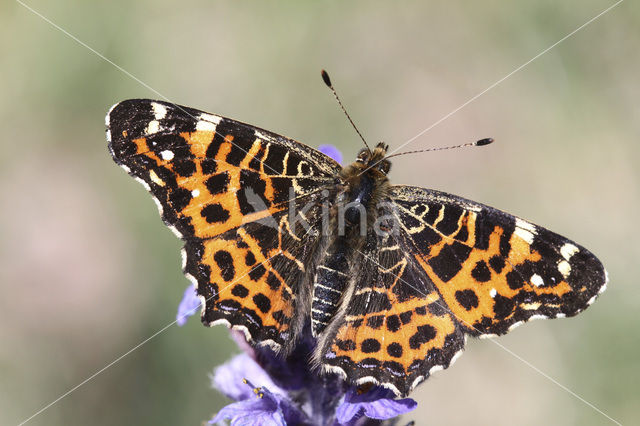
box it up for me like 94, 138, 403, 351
310, 143, 391, 337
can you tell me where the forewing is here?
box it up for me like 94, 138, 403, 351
107, 99, 339, 348
391, 185, 607, 337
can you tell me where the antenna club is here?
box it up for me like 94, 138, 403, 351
476, 138, 494, 146
321, 70, 332, 87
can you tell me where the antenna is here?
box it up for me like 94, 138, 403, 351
321, 70, 371, 151
383, 138, 494, 160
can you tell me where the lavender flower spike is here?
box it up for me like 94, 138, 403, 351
319, 144, 343, 165
336, 387, 417, 425
210, 378, 306, 426
176, 285, 201, 326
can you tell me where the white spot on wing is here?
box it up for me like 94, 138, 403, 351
181, 248, 187, 269
160, 150, 174, 161
196, 120, 217, 131
449, 349, 464, 366
323, 365, 348, 379
133, 176, 151, 191
254, 130, 272, 141
558, 260, 571, 278
410, 376, 425, 391
531, 274, 544, 287
149, 170, 165, 186
561, 243, 579, 260
528, 314, 547, 321
521, 302, 542, 310
185, 272, 198, 288
490, 288, 497, 298
168, 225, 182, 238
191, 189, 200, 197
106, 102, 119, 126
146, 120, 160, 134
479, 333, 499, 339
152, 196, 164, 216
151, 102, 168, 120
508, 320, 524, 332
515, 218, 536, 244
429, 365, 444, 375
199, 113, 221, 124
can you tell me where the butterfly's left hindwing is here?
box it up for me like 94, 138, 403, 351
107, 99, 339, 349
391, 185, 608, 337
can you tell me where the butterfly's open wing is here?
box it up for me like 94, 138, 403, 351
390, 185, 607, 337
318, 200, 465, 396
321, 185, 607, 396
107, 99, 341, 350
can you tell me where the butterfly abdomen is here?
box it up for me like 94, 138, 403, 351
311, 238, 351, 336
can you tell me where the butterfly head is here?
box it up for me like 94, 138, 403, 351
354, 142, 391, 176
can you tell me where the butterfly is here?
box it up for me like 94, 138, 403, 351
106, 94, 607, 397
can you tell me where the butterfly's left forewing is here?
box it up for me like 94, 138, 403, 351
107, 99, 340, 349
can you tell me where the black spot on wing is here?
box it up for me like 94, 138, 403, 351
435, 205, 463, 235
201, 203, 230, 224
427, 242, 472, 282
201, 158, 217, 174
489, 255, 505, 273
387, 342, 403, 358
471, 260, 492, 282
231, 284, 249, 298
386, 315, 401, 332
361, 338, 381, 353
173, 160, 196, 177
253, 293, 271, 313
205, 172, 230, 195
455, 289, 479, 310
506, 270, 524, 290
263, 143, 288, 175
409, 324, 437, 350
214, 250, 235, 282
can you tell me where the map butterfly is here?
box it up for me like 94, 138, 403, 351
106, 90, 607, 397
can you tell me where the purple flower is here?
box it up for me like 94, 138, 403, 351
176, 285, 201, 326
211, 353, 280, 401
335, 387, 417, 425
209, 329, 417, 425
209, 379, 306, 426
210, 356, 307, 425
319, 144, 343, 165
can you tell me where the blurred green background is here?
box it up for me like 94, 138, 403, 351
1, 1, 638, 425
